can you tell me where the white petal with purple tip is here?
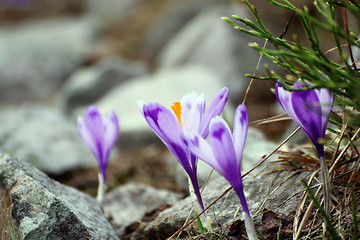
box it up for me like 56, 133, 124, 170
233, 104, 248, 165
183, 94, 205, 135
186, 132, 221, 171
208, 117, 237, 178
201, 87, 229, 137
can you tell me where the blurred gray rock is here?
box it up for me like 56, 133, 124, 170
0, 18, 94, 102
0, 104, 96, 174
141, 0, 218, 60
158, 6, 261, 101
86, 0, 143, 30
0, 1, 84, 16
173, 127, 277, 193
0, 154, 118, 240
128, 170, 308, 239
103, 183, 182, 236
242, 127, 277, 171
58, 57, 149, 113
94, 65, 226, 146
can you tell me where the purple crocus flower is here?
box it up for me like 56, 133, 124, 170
275, 81, 334, 158
78, 105, 120, 202
139, 87, 229, 211
186, 104, 257, 240
275, 80, 334, 217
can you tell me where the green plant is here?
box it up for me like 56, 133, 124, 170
223, 0, 359, 120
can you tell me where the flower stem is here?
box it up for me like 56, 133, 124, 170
188, 176, 210, 231
234, 186, 258, 240
244, 212, 258, 240
188, 175, 205, 212
319, 156, 331, 223
96, 173, 105, 203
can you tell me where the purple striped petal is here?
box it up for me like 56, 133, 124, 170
292, 89, 323, 146
317, 88, 334, 135
208, 117, 240, 185
140, 102, 193, 172
78, 116, 100, 161
186, 132, 221, 171
182, 94, 206, 135
180, 92, 198, 124
101, 111, 120, 175
275, 83, 306, 131
233, 104, 248, 167
141, 102, 183, 145
78, 106, 106, 163
201, 87, 229, 137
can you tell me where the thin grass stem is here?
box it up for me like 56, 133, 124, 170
319, 156, 331, 232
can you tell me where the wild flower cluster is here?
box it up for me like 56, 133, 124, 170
77, 81, 333, 239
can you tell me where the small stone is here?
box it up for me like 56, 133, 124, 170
102, 183, 182, 236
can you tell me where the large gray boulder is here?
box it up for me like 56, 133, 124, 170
0, 154, 118, 240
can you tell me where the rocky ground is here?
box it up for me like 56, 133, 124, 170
0, 0, 355, 239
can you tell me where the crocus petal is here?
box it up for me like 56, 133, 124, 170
201, 87, 229, 137
180, 92, 198, 124
84, 106, 105, 143
292, 89, 323, 144
141, 102, 193, 172
275, 83, 306, 131
317, 88, 334, 135
78, 106, 104, 162
293, 81, 306, 89
276, 81, 334, 158
208, 117, 240, 184
233, 104, 248, 166
78, 116, 99, 160
232, 181, 251, 216
102, 111, 120, 164
182, 94, 206, 135
186, 132, 221, 171
141, 102, 183, 145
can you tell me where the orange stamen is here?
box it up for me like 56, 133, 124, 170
171, 102, 182, 126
